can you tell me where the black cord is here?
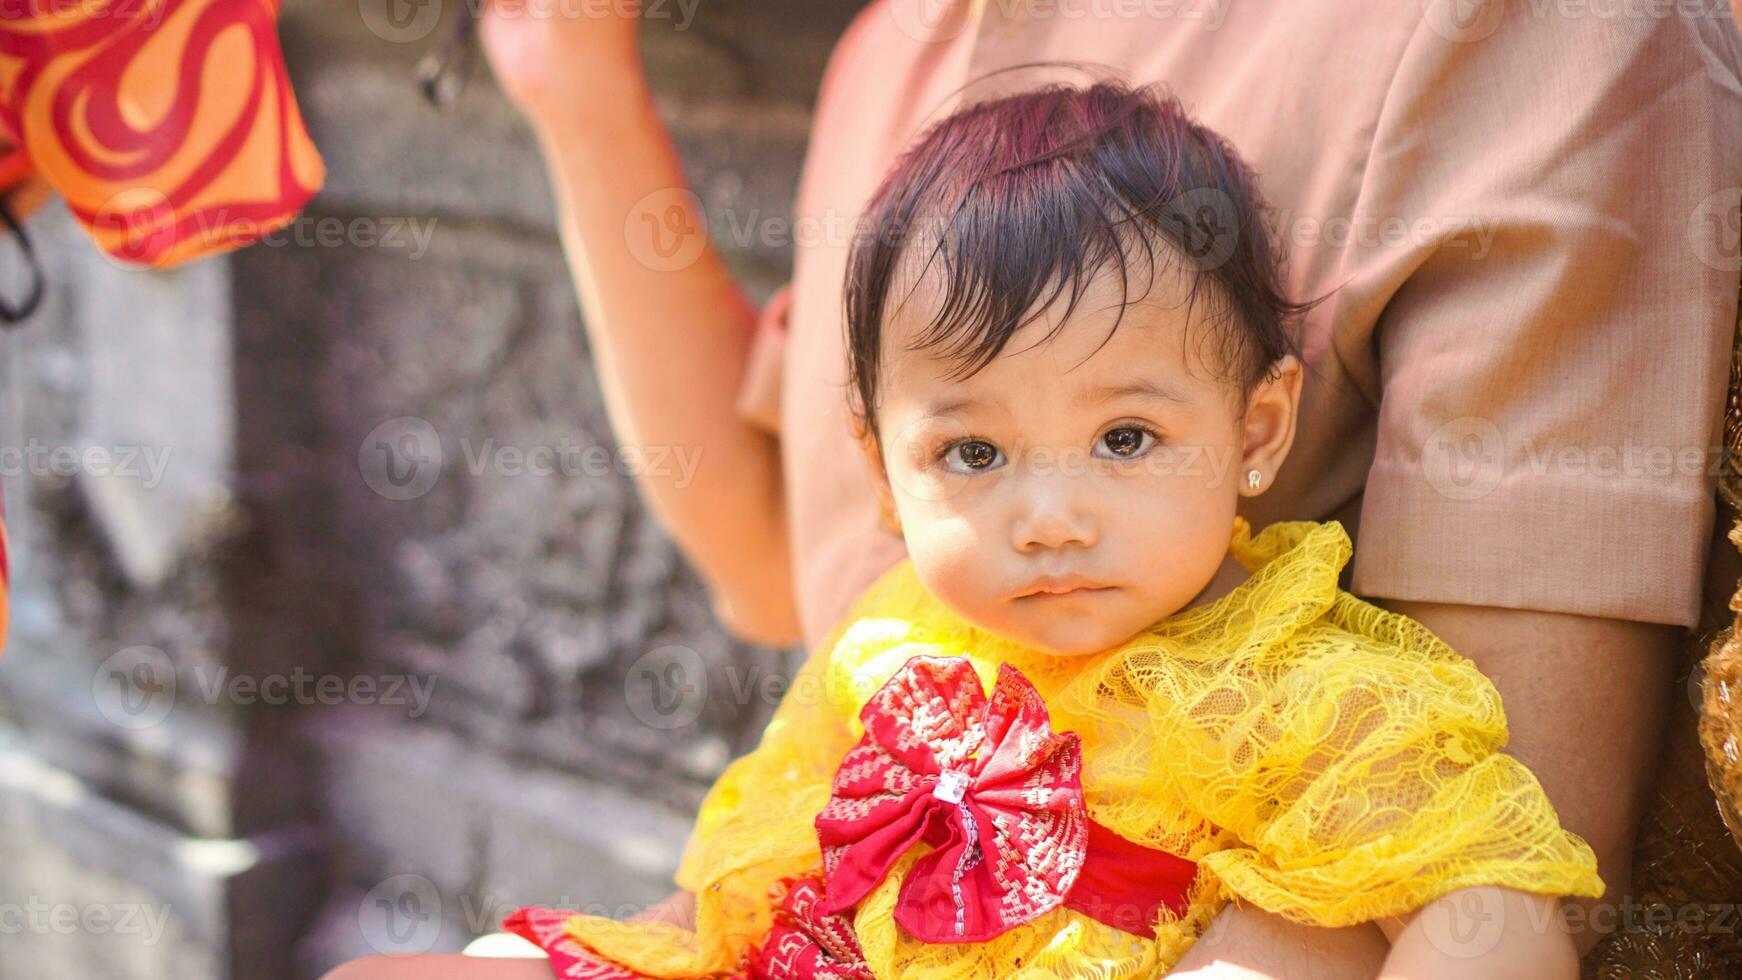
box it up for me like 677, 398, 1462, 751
416, 8, 479, 111
0, 197, 44, 326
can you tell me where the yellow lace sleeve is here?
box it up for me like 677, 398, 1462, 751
553, 619, 863, 976
672, 633, 858, 892
1148, 520, 1606, 928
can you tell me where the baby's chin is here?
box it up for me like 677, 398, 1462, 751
980, 598, 1172, 657
919, 571, 1187, 656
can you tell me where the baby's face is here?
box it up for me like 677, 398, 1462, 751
865, 272, 1296, 656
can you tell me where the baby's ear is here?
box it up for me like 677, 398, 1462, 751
854, 420, 888, 488
1238, 354, 1304, 495
853, 420, 904, 536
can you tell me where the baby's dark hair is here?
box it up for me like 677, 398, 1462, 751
843, 76, 1311, 446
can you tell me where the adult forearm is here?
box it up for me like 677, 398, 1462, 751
519, 69, 799, 644
1382, 599, 1679, 958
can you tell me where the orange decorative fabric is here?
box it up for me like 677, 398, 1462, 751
0, 0, 324, 266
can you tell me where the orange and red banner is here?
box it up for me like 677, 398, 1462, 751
0, 0, 325, 266
0, 0, 326, 653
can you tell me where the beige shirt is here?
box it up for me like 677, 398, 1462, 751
736, 0, 1742, 651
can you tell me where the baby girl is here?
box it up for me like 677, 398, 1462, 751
495, 79, 1603, 978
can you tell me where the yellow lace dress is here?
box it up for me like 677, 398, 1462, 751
524, 517, 1604, 978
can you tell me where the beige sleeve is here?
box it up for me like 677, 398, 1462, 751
1344, 8, 1742, 628
734, 282, 792, 438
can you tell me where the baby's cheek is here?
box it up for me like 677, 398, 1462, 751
1127, 482, 1234, 554
904, 529, 998, 610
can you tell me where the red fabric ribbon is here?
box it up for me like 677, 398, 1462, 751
1069, 818, 1201, 937
815, 654, 1197, 943
503, 873, 870, 980
746, 875, 873, 979
501, 906, 648, 979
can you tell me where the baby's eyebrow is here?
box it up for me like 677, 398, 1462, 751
919, 378, 1191, 418
1077, 378, 1195, 407
922, 396, 986, 417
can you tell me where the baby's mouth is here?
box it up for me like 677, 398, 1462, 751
1013, 574, 1116, 600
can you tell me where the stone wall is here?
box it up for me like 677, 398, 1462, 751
0, 2, 859, 976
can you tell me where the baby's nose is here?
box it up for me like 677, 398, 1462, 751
1011, 477, 1098, 553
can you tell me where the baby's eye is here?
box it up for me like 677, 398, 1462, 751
939, 439, 1003, 474
1094, 426, 1157, 460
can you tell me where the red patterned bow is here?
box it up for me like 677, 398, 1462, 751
501, 656, 1200, 976
814, 655, 1089, 943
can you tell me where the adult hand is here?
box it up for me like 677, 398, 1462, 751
478, 0, 645, 118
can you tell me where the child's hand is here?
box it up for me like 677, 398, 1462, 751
626, 888, 698, 931
478, 0, 644, 117
1378, 886, 1578, 980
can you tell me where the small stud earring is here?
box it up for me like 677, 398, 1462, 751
1246, 468, 1262, 491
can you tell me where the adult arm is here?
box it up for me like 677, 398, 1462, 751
1374, 600, 1681, 961
1169, 5, 1739, 975
479, 3, 801, 644
1167, 599, 1676, 980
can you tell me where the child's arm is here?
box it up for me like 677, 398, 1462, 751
627, 888, 698, 931
1376, 886, 1578, 980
